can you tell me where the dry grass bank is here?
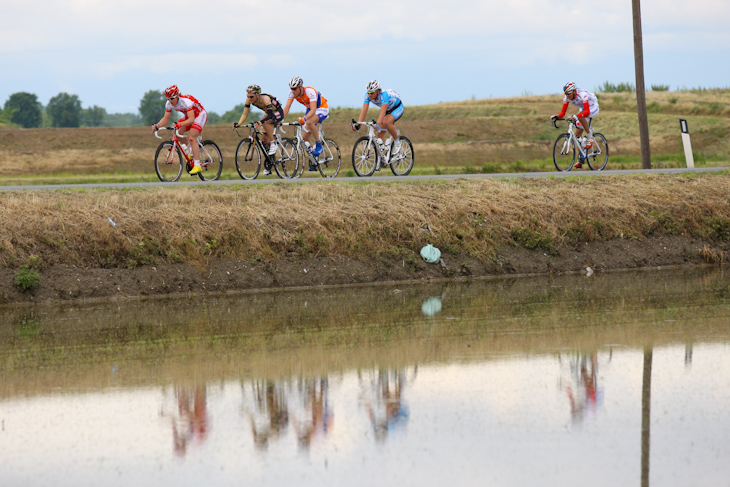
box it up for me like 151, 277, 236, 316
1, 89, 728, 181
2, 173, 730, 273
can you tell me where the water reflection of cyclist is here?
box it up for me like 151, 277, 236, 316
244, 380, 290, 451
564, 353, 602, 425
171, 384, 209, 456
361, 368, 413, 443
291, 377, 334, 450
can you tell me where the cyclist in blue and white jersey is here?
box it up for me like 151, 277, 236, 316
353, 80, 404, 154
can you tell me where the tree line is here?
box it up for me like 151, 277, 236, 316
0, 91, 255, 129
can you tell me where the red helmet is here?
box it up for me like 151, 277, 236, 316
164, 85, 180, 99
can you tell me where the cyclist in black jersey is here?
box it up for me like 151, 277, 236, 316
234, 85, 285, 173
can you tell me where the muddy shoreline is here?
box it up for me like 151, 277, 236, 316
1, 234, 723, 306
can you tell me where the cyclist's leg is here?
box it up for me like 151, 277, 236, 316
382, 105, 404, 140
187, 111, 207, 162
302, 108, 314, 144
309, 108, 329, 143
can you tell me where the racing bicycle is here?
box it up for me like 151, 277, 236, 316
279, 121, 341, 178
551, 118, 609, 171
233, 123, 298, 179
350, 119, 414, 177
153, 127, 223, 182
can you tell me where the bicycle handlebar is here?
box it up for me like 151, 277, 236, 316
154, 126, 182, 139
551, 117, 573, 129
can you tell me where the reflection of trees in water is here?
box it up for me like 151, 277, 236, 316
169, 384, 209, 457
241, 380, 290, 451
290, 377, 334, 451
559, 352, 607, 425
359, 367, 417, 443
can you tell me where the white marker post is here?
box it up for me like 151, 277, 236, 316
680, 118, 694, 168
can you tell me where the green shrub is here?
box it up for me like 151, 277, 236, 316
651, 84, 670, 92
15, 265, 40, 292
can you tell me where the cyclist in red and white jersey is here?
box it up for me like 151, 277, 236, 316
152, 84, 208, 175
551, 82, 599, 168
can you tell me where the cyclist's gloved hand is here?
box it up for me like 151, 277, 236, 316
571, 115, 580, 125
550, 115, 557, 122
174, 121, 181, 130
297, 117, 305, 125
232, 122, 239, 129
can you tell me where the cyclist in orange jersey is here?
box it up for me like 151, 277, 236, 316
282, 77, 329, 166
152, 84, 208, 175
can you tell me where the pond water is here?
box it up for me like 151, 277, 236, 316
1, 268, 730, 487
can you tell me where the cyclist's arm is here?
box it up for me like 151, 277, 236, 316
177, 110, 194, 128
575, 100, 590, 119
305, 98, 318, 122
237, 105, 251, 126
155, 110, 172, 128
282, 98, 294, 118
376, 104, 388, 128
557, 101, 569, 118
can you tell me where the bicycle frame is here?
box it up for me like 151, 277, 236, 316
237, 124, 276, 171
351, 120, 402, 166
278, 122, 324, 166
155, 127, 215, 169
553, 118, 602, 160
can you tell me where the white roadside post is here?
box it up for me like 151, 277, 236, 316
680, 118, 694, 168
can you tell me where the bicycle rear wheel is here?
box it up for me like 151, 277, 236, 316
553, 133, 576, 172
235, 138, 261, 180
352, 136, 377, 177
390, 136, 414, 176
317, 138, 341, 178
586, 133, 609, 171
198, 140, 223, 181
273, 138, 299, 179
154, 141, 184, 182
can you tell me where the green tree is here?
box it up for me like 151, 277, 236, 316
3, 92, 43, 128
46, 92, 82, 128
139, 90, 166, 126
220, 103, 258, 125
83, 105, 107, 127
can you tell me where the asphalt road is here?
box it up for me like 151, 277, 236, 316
1, 166, 727, 191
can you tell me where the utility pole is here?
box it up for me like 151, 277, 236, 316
633, 0, 651, 168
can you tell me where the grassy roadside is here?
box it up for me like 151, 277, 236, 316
2, 172, 730, 274
1, 89, 728, 184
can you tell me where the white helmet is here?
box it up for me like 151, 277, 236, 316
563, 82, 576, 94
366, 80, 380, 93
289, 76, 303, 89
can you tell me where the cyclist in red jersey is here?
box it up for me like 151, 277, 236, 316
550, 82, 600, 169
152, 85, 208, 175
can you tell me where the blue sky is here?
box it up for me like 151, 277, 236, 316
2, 0, 729, 115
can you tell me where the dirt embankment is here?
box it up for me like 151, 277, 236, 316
2, 174, 730, 305
0, 234, 721, 305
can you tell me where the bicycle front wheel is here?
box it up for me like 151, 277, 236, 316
198, 140, 223, 181
317, 138, 341, 178
154, 141, 184, 182
235, 138, 261, 180
553, 133, 576, 172
352, 136, 377, 177
390, 136, 414, 176
586, 133, 609, 171
273, 138, 299, 179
